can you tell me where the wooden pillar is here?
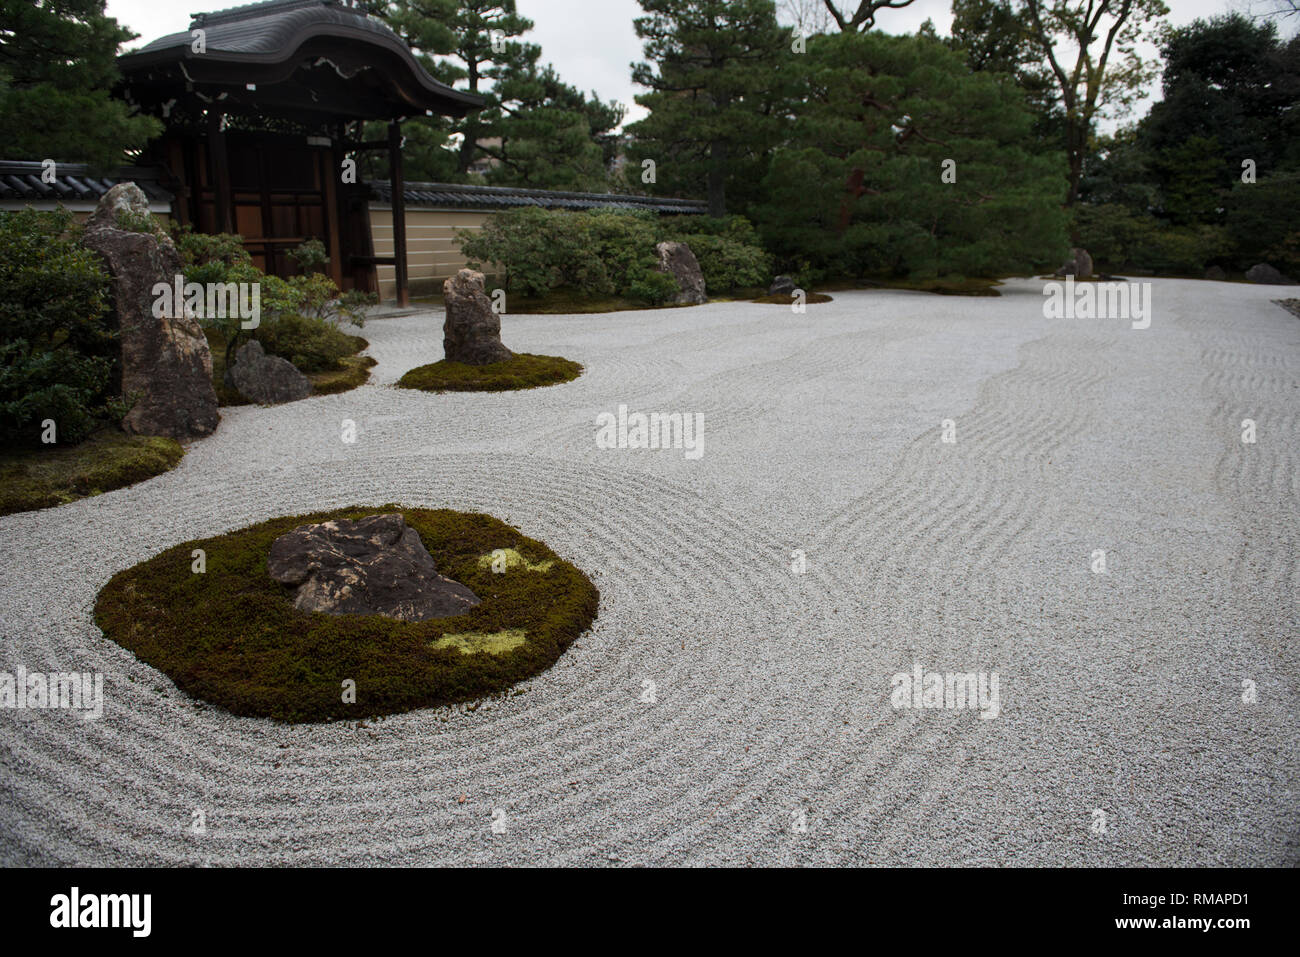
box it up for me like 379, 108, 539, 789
387, 120, 409, 307
321, 143, 344, 290
207, 110, 233, 234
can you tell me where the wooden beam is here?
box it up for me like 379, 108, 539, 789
388, 120, 409, 308
206, 110, 234, 234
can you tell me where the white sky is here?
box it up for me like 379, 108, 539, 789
108, 0, 1297, 130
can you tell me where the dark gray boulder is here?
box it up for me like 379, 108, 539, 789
230, 340, 312, 405
80, 183, 219, 440
268, 513, 481, 622
443, 268, 514, 366
1204, 266, 1228, 281
655, 241, 707, 305
1246, 263, 1295, 285
769, 275, 797, 297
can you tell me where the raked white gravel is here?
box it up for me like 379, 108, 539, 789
1, 278, 1296, 866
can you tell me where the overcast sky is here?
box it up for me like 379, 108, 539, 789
109, 0, 1296, 129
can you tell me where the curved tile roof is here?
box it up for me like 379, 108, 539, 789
120, 0, 483, 117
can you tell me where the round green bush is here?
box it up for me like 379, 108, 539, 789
94, 507, 600, 723
397, 354, 583, 393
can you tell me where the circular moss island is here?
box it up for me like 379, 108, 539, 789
751, 292, 834, 305
397, 353, 583, 393
94, 507, 599, 723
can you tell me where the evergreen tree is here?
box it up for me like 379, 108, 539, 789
754, 30, 1068, 279
627, 0, 793, 217
0, 0, 160, 168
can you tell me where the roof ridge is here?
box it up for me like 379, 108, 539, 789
191, 0, 345, 30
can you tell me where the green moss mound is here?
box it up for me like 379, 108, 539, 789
0, 431, 184, 517
751, 292, 835, 305
397, 353, 583, 393
94, 507, 599, 723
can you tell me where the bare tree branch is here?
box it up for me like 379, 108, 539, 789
820, 0, 917, 32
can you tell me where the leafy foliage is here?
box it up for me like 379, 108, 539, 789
0, 0, 161, 167
0, 208, 118, 448
752, 30, 1068, 282
627, 0, 794, 217
458, 207, 772, 302
174, 229, 371, 379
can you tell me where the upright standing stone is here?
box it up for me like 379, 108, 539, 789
1055, 248, 1094, 279
81, 184, 219, 440
443, 268, 514, 365
655, 241, 707, 305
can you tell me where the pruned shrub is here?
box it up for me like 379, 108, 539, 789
459, 207, 771, 303
0, 208, 118, 448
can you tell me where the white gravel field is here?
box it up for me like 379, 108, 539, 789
0, 278, 1296, 866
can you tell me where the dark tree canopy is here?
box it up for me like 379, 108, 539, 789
0, 0, 160, 168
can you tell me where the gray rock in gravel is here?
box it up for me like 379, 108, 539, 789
230, 340, 312, 405
1204, 266, 1228, 282
1246, 263, 1295, 285
655, 241, 707, 305
443, 268, 514, 366
268, 513, 481, 622
1055, 248, 1094, 279
80, 183, 220, 440
769, 275, 797, 297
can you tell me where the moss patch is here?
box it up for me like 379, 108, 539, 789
397, 353, 583, 393
309, 354, 377, 396
751, 292, 835, 305
478, 548, 555, 573
821, 277, 1003, 297
0, 431, 185, 517
430, 629, 529, 656
93, 507, 599, 723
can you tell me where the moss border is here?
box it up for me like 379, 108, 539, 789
0, 431, 185, 517
94, 507, 599, 723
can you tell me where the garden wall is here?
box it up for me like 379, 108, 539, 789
368, 206, 487, 302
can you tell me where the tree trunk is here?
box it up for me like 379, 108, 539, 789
458, 60, 480, 175
708, 139, 727, 218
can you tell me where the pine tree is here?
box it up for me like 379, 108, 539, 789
627, 0, 793, 217
0, 0, 160, 168
754, 30, 1068, 279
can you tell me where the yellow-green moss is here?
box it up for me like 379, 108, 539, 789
93, 507, 599, 723
397, 353, 583, 393
0, 431, 185, 517
478, 548, 555, 573
430, 629, 529, 656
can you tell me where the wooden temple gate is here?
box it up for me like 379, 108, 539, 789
116, 0, 482, 305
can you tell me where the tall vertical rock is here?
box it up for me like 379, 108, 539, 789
81, 184, 220, 440
655, 241, 707, 305
443, 268, 515, 366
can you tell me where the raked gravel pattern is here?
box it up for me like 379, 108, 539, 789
1, 278, 1297, 866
